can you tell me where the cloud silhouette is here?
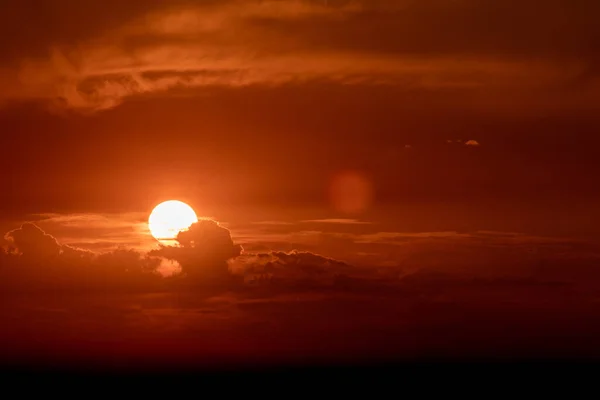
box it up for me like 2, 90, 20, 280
3, 221, 600, 369
5, 223, 62, 259
2, 221, 600, 297
0, 223, 162, 292
1, 221, 359, 291
228, 250, 355, 285
149, 219, 243, 283
96, 248, 162, 275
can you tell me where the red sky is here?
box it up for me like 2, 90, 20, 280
1, 0, 600, 371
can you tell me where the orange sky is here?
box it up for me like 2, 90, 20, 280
1, 0, 600, 372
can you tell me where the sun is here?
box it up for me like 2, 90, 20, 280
148, 200, 198, 243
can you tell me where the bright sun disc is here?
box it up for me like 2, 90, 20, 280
148, 200, 198, 242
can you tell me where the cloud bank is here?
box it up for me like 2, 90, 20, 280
3, 218, 600, 366
0, 220, 363, 293
1, 223, 161, 292
2, 218, 600, 297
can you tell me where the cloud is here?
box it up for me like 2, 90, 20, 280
3, 223, 100, 267
465, 139, 480, 146
0, 223, 164, 292
347, 230, 600, 285
228, 249, 354, 285
4, 221, 600, 368
5, 223, 63, 260
26, 49, 552, 112
251, 221, 295, 226
0, 0, 596, 111
0, 220, 360, 291
149, 219, 243, 282
301, 219, 371, 224
3, 219, 600, 366
9, 1, 371, 110
137, 0, 363, 34
31, 212, 155, 252
95, 248, 162, 275
3, 220, 600, 298
225, 224, 600, 287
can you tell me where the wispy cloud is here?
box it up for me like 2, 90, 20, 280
29, 212, 156, 253
301, 219, 372, 224
2, 0, 593, 112
251, 221, 295, 226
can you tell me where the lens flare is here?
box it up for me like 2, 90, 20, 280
329, 171, 374, 214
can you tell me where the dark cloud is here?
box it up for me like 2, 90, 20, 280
2, 221, 600, 297
228, 250, 354, 285
3, 0, 596, 63
0, 223, 162, 292
149, 219, 243, 283
228, 222, 600, 288
5, 222, 62, 259
0, 220, 358, 292
4, 222, 96, 264
96, 248, 162, 275
0, 0, 597, 111
2, 221, 600, 367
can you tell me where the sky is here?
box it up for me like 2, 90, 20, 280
1, 0, 600, 372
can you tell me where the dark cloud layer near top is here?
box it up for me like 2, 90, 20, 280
3, 1, 597, 60
0, 0, 598, 111
0, 0, 194, 61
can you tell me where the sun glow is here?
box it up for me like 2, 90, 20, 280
148, 200, 198, 242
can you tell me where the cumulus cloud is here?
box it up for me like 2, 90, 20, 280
149, 219, 243, 283
1, 219, 361, 290
4, 223, 99, 267
0, 223, 163, 292
2, 220, 600, 296
3, 221, 600, 368
5, 223, 63, 260
2, 218, 600, 366
0, 219, 364, 292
